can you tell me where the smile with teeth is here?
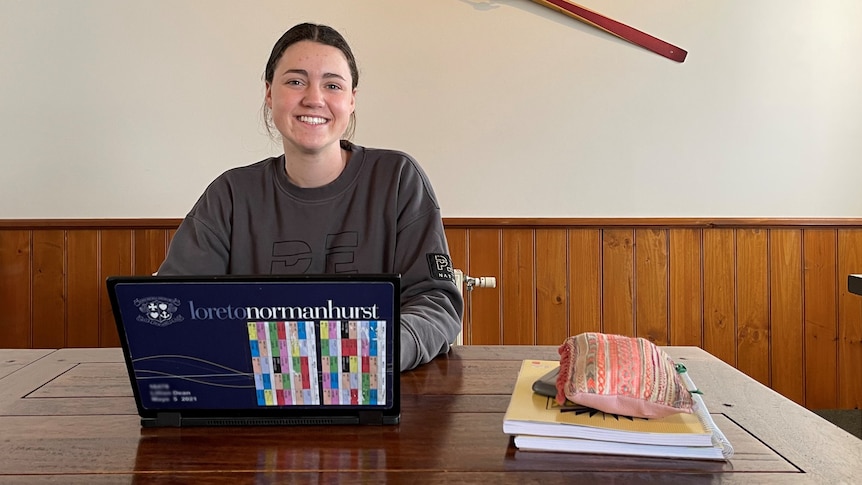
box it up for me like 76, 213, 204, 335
298, 115, 328, 125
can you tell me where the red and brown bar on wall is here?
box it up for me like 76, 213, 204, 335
530, 0, 688, 62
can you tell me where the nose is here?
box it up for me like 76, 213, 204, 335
302, 84, 325, 108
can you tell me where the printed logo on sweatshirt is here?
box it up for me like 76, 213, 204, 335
270, 232, 359, 274
426, 253, 454, 282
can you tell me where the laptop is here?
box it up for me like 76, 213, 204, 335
106, 274, 400, 427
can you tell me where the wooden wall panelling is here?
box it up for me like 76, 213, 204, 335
98, 230, 132, 347
634, 228, 669, 345
567, 229, 601, 336
502, 229, 535, 345
535, 229, 568, 345
32, 230, 66, 348
4, 218, 862, 409
803, 229, 838, 409
134, 229, 169, 276
769, 229, 804, 405
443, 228, 468, 340
736, 229, 770, 386
466, 229, 502, 345
669, 228, 703, 347
66, 230, 100, 347
602, 229, 634, 336
444, 228, 467, 274
702, 228, 737, 366
0, 230, 30, 348
837, 229, 862, 409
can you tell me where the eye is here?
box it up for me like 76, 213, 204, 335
325, 83, 343, 91
285, 79, 304, 86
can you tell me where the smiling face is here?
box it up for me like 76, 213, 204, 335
265, 40, 356, 158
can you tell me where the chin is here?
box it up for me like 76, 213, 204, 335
289, 140, 338, 154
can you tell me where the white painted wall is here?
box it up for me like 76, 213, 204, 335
1, 0, 860, 218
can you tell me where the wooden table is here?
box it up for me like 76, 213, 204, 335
1, 346, 860, 484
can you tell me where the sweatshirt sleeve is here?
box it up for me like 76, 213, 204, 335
158, 177, 232, 275
397, 214, 464, 371
394, 161, 464, 371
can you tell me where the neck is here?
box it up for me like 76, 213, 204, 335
283, 143, 349, 188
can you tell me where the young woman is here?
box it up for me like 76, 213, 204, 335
157, 23, 463, 371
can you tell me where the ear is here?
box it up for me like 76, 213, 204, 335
350, 88, 357, 112
264, 82, 273, 109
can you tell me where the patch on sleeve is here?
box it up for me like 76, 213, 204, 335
426, 253, 454, 281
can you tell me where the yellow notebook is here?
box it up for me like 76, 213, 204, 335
503, 360, 717, 448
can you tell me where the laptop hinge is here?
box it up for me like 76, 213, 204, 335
154, 412, 182, 427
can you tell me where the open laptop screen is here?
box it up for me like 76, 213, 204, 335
107, 274, 400, 426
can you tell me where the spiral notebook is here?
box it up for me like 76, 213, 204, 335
107, 274, 401, 427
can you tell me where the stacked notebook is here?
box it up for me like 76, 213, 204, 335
503, 360, 734, 461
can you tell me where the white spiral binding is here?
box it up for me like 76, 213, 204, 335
680, 370, 735, 459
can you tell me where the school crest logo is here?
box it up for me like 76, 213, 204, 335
134, 297, 183, 327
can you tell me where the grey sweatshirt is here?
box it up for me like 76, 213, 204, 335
157, 141, 464, 371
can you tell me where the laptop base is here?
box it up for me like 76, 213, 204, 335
146, 412, 398, 427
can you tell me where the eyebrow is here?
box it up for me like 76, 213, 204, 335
280, 69, 348, 82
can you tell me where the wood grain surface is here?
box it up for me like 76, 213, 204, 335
1, 346, 861, 483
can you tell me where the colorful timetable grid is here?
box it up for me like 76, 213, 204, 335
247, 320, 387, 407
